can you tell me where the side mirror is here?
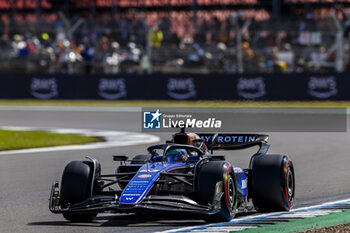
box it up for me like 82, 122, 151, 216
113, 155, 128, 161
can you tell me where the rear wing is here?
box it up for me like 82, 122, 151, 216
197, 133, 269, 150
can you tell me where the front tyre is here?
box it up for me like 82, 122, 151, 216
60, 161, 97, 222
198, 161, 237, 222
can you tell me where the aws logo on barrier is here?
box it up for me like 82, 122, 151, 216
30, 78, 58, 99
308, 76, 338, 99
98, 78, 127, 100
167, 78, 196, 100
237, 77, 266, 99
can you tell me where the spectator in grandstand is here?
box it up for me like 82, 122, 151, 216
159, 16, 171, 41
134, 15, 148, 48
150, 26, 163, 49
81, 44, 94, 74
150, 26, 164, 65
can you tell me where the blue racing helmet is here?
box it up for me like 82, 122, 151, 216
165, 149, 187, 162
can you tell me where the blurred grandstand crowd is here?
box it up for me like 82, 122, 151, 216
1, 0, 350, 74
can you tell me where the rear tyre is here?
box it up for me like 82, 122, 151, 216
60, 161, 97, 222
251, 154, 295, 212
198, 161, 237, 222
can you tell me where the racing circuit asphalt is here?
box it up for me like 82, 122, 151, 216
0, 107, 350, 233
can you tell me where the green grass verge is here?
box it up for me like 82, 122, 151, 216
0, 100, 350, 107
0, 129, 102, 151
239, 209, 350, 233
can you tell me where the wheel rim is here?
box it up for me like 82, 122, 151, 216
227, 176, 235, 210
286, 168, 294, 199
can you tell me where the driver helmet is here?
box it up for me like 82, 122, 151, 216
165, 149, 188, 162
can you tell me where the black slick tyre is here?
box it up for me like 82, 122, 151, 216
251, 154, 295, 212
197, 161, 237, 222
60, 161, 97, 222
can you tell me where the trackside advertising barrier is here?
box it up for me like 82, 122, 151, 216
0, 73, 349, 100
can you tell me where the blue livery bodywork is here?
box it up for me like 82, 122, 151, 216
120, 161, 192, 204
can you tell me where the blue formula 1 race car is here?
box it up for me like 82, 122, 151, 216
49, 129, 295, 223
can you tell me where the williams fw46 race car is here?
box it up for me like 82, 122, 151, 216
49, 129, 295, 223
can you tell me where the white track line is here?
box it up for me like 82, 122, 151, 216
0, 126, 160, 155
156, 198, 350, 233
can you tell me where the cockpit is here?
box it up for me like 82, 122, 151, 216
164, 148, 188, 162
172, 131, 208, 154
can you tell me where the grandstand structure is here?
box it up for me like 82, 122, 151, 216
0, 0, 349, 74
2, 1, 350, 16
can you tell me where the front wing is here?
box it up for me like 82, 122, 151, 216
49, 181, 218, 216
